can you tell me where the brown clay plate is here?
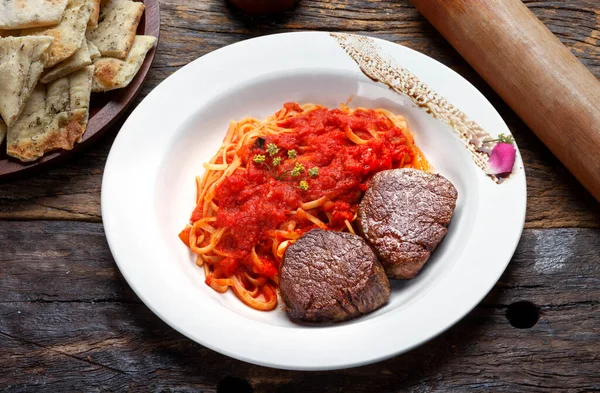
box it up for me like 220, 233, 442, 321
0, 0, 160, 181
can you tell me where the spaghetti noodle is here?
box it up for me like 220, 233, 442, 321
179, 102, 429, 311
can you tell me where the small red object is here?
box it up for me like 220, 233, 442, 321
230, 0, 300, 13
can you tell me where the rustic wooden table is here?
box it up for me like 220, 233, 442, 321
1, 1, 599, 391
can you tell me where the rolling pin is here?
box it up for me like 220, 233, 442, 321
410, 0, 600, 202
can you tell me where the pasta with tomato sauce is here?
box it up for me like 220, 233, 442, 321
179, 102, 429, 311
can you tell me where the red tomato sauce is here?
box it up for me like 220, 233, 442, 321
202, 103, 415, 279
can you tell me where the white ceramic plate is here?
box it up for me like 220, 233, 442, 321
102, 32, 526, 370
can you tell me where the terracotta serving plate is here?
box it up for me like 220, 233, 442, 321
0, 0, 160, 181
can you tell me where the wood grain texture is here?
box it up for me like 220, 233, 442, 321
0, 0, 598, 227
1, 1, 600, 391
1, 221, 599, 391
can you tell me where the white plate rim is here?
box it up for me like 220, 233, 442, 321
101, 31, 527, 370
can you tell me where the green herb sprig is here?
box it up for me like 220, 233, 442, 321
485, 133, 515, 144
252, 142, 318, 190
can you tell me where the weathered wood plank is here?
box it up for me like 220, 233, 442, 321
0, 221, 599, 391
1, 222, 598, 306
2, 301, 595, 392
0, 0, 599, 227
0, 221, 138, 303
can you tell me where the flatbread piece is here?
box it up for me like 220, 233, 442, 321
7, 66, 93, 161
21, 0, 92, 68
87, 40, 101, 59
88, 0, 102, 29
92, 35, 155, 92
98, 0, 128, 20
87, 0, 144, 59
0, 36, 54, 127
0, 0, 69, 30
40, 38, 92, 83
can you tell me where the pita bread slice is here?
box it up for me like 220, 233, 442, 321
88, 0, 102, 28
0, 0, 69, 30
87, 40, 100, 59
0, 36, 54, 127
87, 0, 144, 59
65, 65, 93, 133
6, 84, 52, 160
21, 0, 92, 68
46, 65, 92, 128
40, 38, 91, 84
98, 0, 128, 20
92, 35, 154, 92
7, 66, 92, 161
0, 119, 6, 145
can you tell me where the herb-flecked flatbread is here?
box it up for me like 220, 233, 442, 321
87, 0, 144, 59
40, 38, 92, 84
92, 35, 155, 92
0, 36, 54, 127
98, 0, 128, 20
87, 40, 101, 59
2, 0, 154, 163
21, 0, 92, 68
88, 0, 102, 28
0, 0, 69, 30
6, 66, 93, 162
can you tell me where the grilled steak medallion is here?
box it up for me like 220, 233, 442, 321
279, 229, 390, 323
357, 168, 458, 279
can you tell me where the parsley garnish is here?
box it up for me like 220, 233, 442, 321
267, 143, 279, 156
485, 133, 515, 144
291, 162, 305, 176
253, 143, 319, 187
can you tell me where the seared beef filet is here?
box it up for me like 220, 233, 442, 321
357, 168, 458, 279
279, 229, 390, 323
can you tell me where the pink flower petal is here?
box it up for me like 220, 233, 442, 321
487, 142, 516, 176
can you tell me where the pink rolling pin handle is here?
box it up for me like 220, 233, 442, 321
411, 0, 600, 202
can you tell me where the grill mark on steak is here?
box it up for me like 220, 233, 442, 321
357, 168, 458, 279
279, 229, 390, 323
